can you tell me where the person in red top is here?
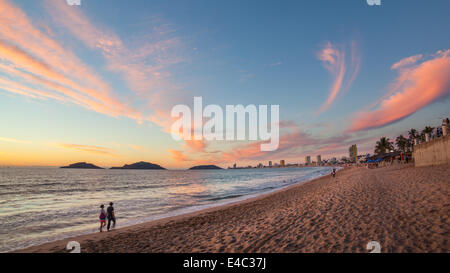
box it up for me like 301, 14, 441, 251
99, 204, 106, 232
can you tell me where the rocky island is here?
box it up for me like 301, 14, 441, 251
110, 161, 166, 170
60, 162, 103, 169
189, 165, 223, 170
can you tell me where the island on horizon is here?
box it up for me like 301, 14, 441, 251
60, 162, 103, 169
189, 165, 223, 170
110, 161, 166, 170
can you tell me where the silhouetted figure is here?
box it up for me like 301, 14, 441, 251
106, 202, 116, 231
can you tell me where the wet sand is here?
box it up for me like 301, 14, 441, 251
17, 164, 449, 253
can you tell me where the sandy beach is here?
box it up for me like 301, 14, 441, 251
17, 164, 449, 253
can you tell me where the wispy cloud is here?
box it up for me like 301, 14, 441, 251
316, 41, 360, 115
0, 0, 142, 121
391, 54, 423, 70
38, 0, 197, 146
183, 139, 208, 153
268, 61, 282, 67
183, 121, 372, 165
44, 0, 186, 112
350, 49, 450, 132
0, 137, 30, 144
56, 143, 116, 156
168, 149, 193, 162
127, 144, 150, 152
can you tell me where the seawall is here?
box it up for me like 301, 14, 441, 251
413, 135, 450, 167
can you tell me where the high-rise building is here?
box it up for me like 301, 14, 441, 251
280, 160, 285, 167
349, 145, 358, 161
316, 155, 322, 164
269, 161, 272, 167
305, 156, 311, 165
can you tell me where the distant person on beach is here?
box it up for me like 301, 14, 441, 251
331, 168, 336, 178
99, 204, 106, 232
106, 202, 116, 231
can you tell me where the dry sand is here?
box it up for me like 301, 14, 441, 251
17, 164, 449, 253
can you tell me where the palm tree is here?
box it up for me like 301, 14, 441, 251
374, 137, 394, 155
423, 126, 435, 133
395, 135, 408, 153
408, 128, 418, 148
421, 126, 435, 141
408, 128, 418, 140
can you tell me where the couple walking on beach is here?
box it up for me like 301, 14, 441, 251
99, 202, 116, 232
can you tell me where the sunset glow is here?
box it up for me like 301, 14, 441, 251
1, 0, 449, 168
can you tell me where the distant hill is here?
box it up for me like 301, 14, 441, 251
60, 162, 103, 169
189, 165, 223, 170
110, 161, 166, 170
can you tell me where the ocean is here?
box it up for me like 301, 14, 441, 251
0, 166, 333, 252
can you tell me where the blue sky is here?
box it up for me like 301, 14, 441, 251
0, 0, 449, 168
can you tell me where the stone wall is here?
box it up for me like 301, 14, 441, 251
413, 135, 450, 167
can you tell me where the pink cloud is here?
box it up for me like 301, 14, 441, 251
39, 0, 196, 150
44, 0, 186, 110
56, 143, 116, 156
197, 118, 381, 164
216, 133, 369, 165
127, 145, 149, 152
391, 54, 423, 70
0, 76, 64, 101
221, 122, 319, 162
149, 110, 209, 153
0, 0, 112, 94
0, 0, 142, 121
316, 41, 360, 114
183, 140, 208, 153
350, 50, 450, 132
168, 149, 193, 162
164, 117, 379, 166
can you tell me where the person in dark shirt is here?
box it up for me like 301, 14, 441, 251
106, 202, 116, 231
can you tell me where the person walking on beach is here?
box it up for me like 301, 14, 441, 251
106, 202, 116, 231
99, 204, 106, 232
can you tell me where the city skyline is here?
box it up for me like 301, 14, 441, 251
1, 0, 450, 168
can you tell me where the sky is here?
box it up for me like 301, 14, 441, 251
0, 0, 449, 168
